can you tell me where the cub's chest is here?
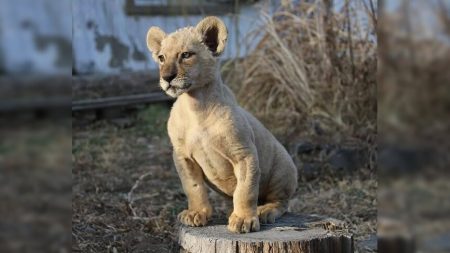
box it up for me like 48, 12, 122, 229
180, 127, 231, 168
168, 110, 233, 163
170, 122, 207, 154
184, 127, 213, 155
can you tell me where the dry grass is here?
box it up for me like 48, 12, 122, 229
291, 174, 377, 243
225, 0, 377, 142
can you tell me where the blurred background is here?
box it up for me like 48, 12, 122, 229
378, 1, 450, 253
0, 0, 448, 252
0, 0, 72, 252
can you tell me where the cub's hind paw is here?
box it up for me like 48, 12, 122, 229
257, 203, 285, 224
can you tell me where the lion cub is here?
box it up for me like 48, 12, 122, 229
146, 16, 298, 233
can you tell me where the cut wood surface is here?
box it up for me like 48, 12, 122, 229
179, 213, 353, 253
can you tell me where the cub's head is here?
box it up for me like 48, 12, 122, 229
146, 16, 228, 98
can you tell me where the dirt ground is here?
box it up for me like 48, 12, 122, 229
72, 105, 377, 253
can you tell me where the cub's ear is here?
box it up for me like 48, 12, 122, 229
146, 26, 166, 54
195, 16, 228, 56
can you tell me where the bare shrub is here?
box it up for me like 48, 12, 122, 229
226, 0, 377, 143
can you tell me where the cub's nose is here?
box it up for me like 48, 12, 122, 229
162, 73, 177, 83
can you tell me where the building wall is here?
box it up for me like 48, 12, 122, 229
0, 0, 269, 75
72, 0, 262, 74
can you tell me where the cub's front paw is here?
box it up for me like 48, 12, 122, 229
227, 212, 260, 233
177, 209, 210, 227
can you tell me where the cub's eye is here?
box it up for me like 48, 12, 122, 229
158, 55, 165, 63
181, 52, 194, 59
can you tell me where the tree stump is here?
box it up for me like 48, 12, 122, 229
178, 213, 353, 253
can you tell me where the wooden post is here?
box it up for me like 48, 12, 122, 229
178, 213, 353, 253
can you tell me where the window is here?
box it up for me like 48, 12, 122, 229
125, 0, 239, 16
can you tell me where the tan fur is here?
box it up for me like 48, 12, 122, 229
146, 17, 298, 233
